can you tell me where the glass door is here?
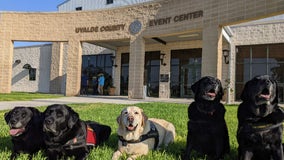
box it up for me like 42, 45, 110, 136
145, 51, 160, 97
180, 60, 201, 97
170, 49, 202, 98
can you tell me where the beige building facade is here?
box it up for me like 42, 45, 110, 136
1, 0, 284, 103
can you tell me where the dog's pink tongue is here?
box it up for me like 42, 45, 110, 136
207, 92, 216, 97
9, 128, 25, 136
260, 94, 270, 100
127, 126, 134, 131
127, 125, 135, 131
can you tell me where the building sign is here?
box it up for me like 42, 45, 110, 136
149, 10, 203, 27
160, 74, 169, 82
75, 24, 125, 33
129, 20, 142, 35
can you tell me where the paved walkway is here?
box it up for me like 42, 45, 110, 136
0, 95, 194, 110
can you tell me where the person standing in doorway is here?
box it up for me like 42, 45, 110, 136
98, 73, 105, 95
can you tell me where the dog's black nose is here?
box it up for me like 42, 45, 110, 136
128, 116, 134, 122
10, 119, 16, 125
44, 118, 53, 125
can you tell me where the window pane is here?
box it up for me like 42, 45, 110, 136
236, 46, 250, 63
251, 63, 267, 77
170, 49, 202, 98
236, 64, 245, 82
252, 45, 267, 59
235, 83, 244, 100
105, 54, 112, 67
145, 51, 160, 97
120, 53, 129, 95
269, 63, 284, 82
269, 44, 284, 63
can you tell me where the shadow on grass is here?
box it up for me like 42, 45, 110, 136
163, 139, 238, 160
0, 135, 12, 155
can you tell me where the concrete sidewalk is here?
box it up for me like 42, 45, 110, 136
0, 95, 194, 111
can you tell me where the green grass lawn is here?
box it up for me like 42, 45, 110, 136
0, 103, 239, 160
0, 92, 63, 101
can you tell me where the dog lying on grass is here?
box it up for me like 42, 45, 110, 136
112, 106, 176, 160
183, 76, 230, 160
5, 106, 45, 160
43, 104, 111, 160
237, 75, 284, 160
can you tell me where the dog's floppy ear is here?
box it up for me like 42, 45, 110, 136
270, 77, 279, 104
27, 107, 41, 117
141, 109, 148, 127
240, 79, 254, 101
217, 78, 224, 98
4, 110, 12, 123
191, 79, 200, 94
66, 105, 79, 129
117, 114, 122, 125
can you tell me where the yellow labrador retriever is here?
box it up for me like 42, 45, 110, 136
112, 106, 176, 160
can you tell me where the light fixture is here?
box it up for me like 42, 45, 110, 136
15, 59, 21, 64
23, 64, 31, 69
178, 33, 199, 38
222, 49, 230, 64
160, 53, 166, 66
111, 55, 118, 67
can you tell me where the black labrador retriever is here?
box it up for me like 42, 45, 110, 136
5, 106, 45, 160
43, 104, 111, 160
183, 76, 230, 160
237, 75, 284, 160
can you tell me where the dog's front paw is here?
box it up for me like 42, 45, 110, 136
112, 150, 122, 160
127, 156, 137, 160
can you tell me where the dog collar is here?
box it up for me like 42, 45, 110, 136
250, 122, 283, 132
118, 121, 159, 149
239, 122, 283, 133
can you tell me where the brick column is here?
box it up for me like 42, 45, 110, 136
49, 42, 64, 94
128, 36, 145, 99
0, 39, 13, 93
114, 50, 122, 95
202, 25, 223, 80
65, 39, 82, 96
159, 47, 171, 98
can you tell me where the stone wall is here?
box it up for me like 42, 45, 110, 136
12, 44, 52, 93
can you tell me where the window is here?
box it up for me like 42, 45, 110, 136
235, 44, 284, 102
106, 0, 113, 5
145, 51, 160, 97
120, 53, 129, 95
75, 7, 82, 11
170, 49, 202, 98
81, 54, 113, 95
29, 68, 36, 81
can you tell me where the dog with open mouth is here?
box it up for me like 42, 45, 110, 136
112, 106, 176, 160
43, 104, 111, 160
237, 75, 284, 160
5, 106, 45, 159
183, 76, 230, 160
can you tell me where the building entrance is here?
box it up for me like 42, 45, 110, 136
170, 49, 202, 98
180, 63, 201, 97
145, 51, 160, 97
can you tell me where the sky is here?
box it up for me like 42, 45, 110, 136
0, 0, 66, 47
0, 0, 65, 12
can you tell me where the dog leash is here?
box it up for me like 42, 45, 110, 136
118, 121, 159, 149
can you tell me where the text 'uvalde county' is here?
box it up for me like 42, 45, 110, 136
75, 24, 126, 33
